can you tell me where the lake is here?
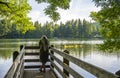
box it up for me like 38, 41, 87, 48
0, 39, 120, 78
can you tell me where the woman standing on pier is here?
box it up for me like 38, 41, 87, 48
39, 35, 49, 72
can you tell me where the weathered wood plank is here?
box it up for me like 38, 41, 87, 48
25, 53, 39, 55
24, 65, 50, 69
23, 70, 56, 78
25, 59, 40, 62
50, 59, 67, 78
24, 59, 50, 62
63, 50, 69, 77
14, 58, 24, 78
20, 61, 24, 78
25, 46, 39, 49
50, 53, 84, 78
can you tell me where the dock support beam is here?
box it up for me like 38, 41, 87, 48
50, 45, 54, 69
63, 50, 69, 77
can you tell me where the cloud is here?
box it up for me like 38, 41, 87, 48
28, 0, 51, 24
28, 10, 51, 24
57, 0, 101, 23
28, 11, 41, 22
28, 0, 100, 24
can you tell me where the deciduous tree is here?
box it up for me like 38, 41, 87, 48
0, 0, 34, 36
91, 0, 120, 51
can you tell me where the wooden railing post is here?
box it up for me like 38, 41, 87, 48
63, 50, 69, 77
50, 45, 54, 69
20, 45, 24, 51
13, 51, 19, 62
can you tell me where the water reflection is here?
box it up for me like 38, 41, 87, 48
0, 49, 13, 60
0, 58, 12, 78
54, 43, 96, 59
0, 42, 20, 59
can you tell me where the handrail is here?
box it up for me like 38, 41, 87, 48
50, 52, 83, 78
4, 45, 25, 78
4, 45, 119, 78
49, 46, 119, 78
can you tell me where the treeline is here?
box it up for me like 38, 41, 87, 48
0, 19, 101, 39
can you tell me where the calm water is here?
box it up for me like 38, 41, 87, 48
0, 39, 120, 78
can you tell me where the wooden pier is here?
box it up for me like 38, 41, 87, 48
4, 44, 120, 78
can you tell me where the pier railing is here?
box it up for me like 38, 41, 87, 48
4, 45, 25, 78
4, 45, 119, 78
49, 45, 119, 78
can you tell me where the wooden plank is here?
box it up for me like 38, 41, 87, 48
23, 70, 56, 78
25, 46, 39, 49
14, 58, 24, 78
50, 59, 67, 78
50, 66, 59, 78
25, 59, 40, 62
25, 53, 39, 56
50, 48, 118, 78
50, 53, 83, 78
19, 61, 24, 78
63, 50, 69, 77
24, 59, 50, 62
24, 65, 50, 69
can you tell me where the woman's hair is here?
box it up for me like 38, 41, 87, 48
41, 35, 48, 40
40, 35, 49, 51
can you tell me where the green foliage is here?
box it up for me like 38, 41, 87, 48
0, 49, 13, 59
99, 39, 120, 52
35, 0, 71, 21
44, 5, 60, 21
0, 19, 10, 36
0, 0, 34, 36
91, 0, 120, 51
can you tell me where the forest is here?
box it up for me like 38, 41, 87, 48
0, 0, 120, 51
0, 19, 101, 39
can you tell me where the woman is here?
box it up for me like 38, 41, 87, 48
39, 35, 49, 72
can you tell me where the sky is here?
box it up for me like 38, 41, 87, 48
28, 0, 101, 24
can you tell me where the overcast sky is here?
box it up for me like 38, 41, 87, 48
28, 0, 101, 24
